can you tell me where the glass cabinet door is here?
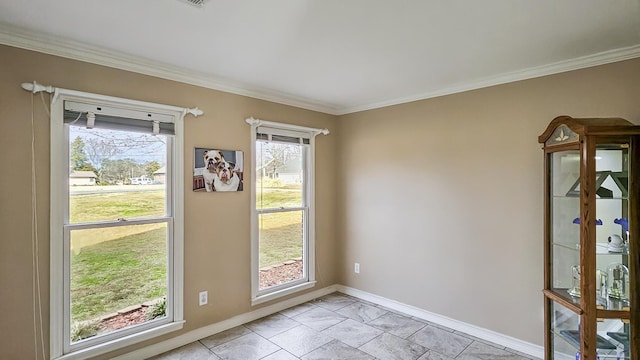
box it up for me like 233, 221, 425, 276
594, 144, 631, 359
549, 301, 580, 358
549, 150, 581, 300
594, 145, 630, 310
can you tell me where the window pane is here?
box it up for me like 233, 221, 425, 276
256, 141, 303, 209
69, 223, 167, 342
68, 126, 167, 223
259, 210, 304, 290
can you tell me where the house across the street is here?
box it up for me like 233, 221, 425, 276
69, 170, 97, 186
153, 166, 166, 184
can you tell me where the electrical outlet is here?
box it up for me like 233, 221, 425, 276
199, 291, 208, 306
354, 263, 360, 274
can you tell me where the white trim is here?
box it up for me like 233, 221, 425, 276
50, 91, 66, 358
27, 82, 202, 118
335, 285, 545, 360
249, 122, 259, 301
251, 281, 317, 306
248, 118, 328, 305
54, 321, 185, 360
246, 117, 330, 136
112, 284, 544, 360
65, 101, 176, 122
306, 135, 317, 297
1, 24, 339, 115
112, 285, 338, 360
338, 44, 640, 115
4, 23, 640, 116
258, 206, 307, 215
49, 89, 187, 359
172, 109, 185, 324
65, 217, 171, 230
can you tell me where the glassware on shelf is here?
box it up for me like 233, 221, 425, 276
568, 265, 581, 297
596, 269, 607, 298
606, 263, 630, 301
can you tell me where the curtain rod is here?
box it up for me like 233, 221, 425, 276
245, 117, 330, 136
20, 81, 204, 117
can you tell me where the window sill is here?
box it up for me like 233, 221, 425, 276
54, 321, 185, 360
252, 281, 316, 306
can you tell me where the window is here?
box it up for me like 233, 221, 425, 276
247, 118, 328, 305
50, 91, 187, 359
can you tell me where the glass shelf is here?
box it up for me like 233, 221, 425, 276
596, 296, 631, 312
548, 288, 630, 312
553, 196, 629, 201
596, 243, 630, 256
553, 242, 579, 252
550, 242, 629, 255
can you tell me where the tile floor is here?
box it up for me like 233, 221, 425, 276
150, 292, 539, 360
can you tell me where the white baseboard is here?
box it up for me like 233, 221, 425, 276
112, 285, 338, 360
335, 285, 544, 360
113, 284, 544, 360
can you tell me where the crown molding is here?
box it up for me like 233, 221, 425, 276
2, 22, 639, 116
0, 23, 342, 115
337, 44, 640, 115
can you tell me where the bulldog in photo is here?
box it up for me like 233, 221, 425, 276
202, 150, 224, 192
213, 160, 241, 191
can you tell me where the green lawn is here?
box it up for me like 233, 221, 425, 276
70, 226, 167, 322
70, 190, 166, 253
70, 190, 167, 323
69, 186, 303, 322
256, 185, 302, 209
257, 185, 305, 268
70, 190, 165, 223
259, 211, 303, 268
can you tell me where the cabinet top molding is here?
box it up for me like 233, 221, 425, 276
538, 115, 640, 145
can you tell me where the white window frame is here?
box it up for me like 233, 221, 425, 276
246, 118, 329, 305
50, 89, 188, 360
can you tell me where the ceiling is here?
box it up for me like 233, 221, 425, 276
1, 0, 639, 115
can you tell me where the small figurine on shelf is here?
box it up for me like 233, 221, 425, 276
572, 217, 603, 225
613, 217, 629, 252
607, 234, 625, 253
614, 217, 629, 232
568, 265, 581, 297
607, 263, 630, 301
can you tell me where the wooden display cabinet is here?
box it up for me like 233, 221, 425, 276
539, 116, 640, 359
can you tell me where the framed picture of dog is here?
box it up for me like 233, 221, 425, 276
193, 148, 244, 192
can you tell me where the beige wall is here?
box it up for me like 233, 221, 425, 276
2, 42, 640, 358
0, 45, 338, 359
336, 58, 640, 345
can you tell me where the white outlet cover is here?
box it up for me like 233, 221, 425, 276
199, 291, 208, 305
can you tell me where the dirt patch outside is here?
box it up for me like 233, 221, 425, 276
259, 260, 303, 289
97, 260, 303, 332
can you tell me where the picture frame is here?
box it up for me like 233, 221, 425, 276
193, 147, 244, 192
